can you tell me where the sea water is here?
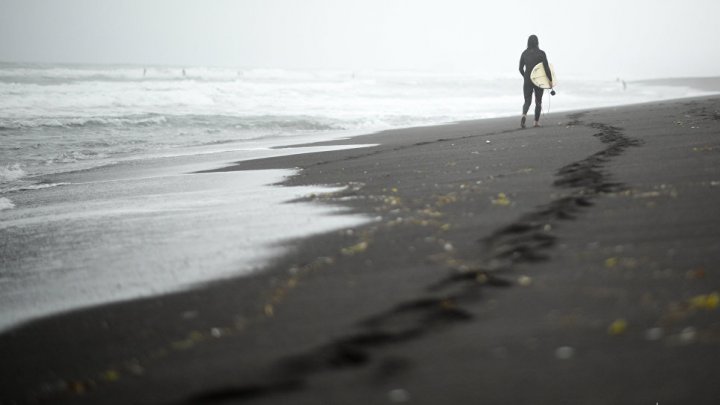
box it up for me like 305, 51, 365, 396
0, 63, 711, 331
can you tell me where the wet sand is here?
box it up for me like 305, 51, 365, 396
2, 95, 720, 405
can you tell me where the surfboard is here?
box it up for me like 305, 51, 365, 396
530, 62, 556, 89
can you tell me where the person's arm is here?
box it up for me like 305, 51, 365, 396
542, 51, 553, 85
519, 53, 525, 77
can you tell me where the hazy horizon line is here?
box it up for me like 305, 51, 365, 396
3, 59, 718, 83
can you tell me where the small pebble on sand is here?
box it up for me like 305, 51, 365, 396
389, 388, 410, 403
518, 275, 532, 286
555, 346, 575, 360
680, 327, 697, 344
645, 327, 664, 341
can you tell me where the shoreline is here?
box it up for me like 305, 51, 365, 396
5, 80, 716, 333
0, 139, 379, 333
2, 94, 720, 404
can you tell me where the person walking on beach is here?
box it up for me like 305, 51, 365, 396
519, 34, 553, 128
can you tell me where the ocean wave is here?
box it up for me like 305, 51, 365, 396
47, 150, 107, 164
174, 114, 346, 132
231, 116, 343, 131
0, 164, 26, 182
198, 139, 240, 146
0, 115, 169, 130
2, 182, 68, 194
0, 114, 345, 133
0, 197, 15, 211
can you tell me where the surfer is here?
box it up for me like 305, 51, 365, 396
519, 34, 553, 128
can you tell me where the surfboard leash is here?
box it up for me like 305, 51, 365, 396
544, 87, 556, 117
547, 89, 551, 114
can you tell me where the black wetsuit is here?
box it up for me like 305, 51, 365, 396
519, 47, 552, 121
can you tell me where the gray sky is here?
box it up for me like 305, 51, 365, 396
1, 0, 719, 79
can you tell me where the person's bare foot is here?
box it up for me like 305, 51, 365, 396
533, 121, 541, 127
520, 115, 526, 129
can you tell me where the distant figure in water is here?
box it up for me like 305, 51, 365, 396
143, 68, 146, 77
616, 78, 627, 90
182, 68, 186, 77
518, 34, 553, 128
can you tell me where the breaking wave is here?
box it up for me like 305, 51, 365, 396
0, 197, 14, 211
0, 164, 26, 182
0, 115, 169, 130
0, 114, 343, 132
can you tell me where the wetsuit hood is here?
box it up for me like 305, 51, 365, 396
527, 35, 539, 49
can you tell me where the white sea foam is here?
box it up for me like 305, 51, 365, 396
0, 115, 169, 130
3, 182, 67, 193
0, 142, 377, 332
0, 197, 14, 211
0, 164, 26, 181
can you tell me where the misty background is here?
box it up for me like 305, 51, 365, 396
1, 0, 719, 79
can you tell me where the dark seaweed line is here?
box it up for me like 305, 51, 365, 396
182, 113, 640, 404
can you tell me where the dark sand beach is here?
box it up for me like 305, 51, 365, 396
2, 94, 720, 405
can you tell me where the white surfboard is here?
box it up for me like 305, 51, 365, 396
530, 62, 556, 89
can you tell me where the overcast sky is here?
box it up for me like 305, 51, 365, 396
1, 0, 719, 79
